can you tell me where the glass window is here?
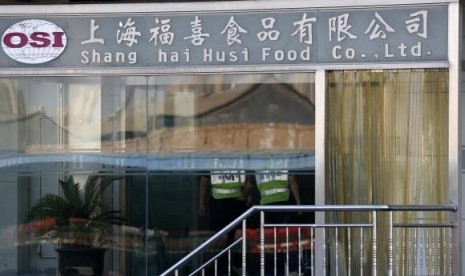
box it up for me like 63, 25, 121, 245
146, 74, 315, 159
0, 72, 315, 275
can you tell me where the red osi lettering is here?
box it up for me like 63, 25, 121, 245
29, 32, 51, 47
51, 32, 65, 47
3, 31, 65, 48
3, 32, 27, 48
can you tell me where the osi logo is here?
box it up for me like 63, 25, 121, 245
2, 19, 67, 64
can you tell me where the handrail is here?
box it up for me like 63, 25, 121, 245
386, 203, 458, 211
160, 203, 458, 276
160, 206, 256, 276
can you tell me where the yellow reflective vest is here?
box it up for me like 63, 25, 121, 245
256, 170, 290, 205
210, 170, 245, 199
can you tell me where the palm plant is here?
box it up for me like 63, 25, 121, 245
26, 175, 124, 248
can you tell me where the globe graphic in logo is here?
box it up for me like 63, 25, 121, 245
2, 19, 67, 64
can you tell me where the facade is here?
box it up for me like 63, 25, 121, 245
0, 0, 460, 275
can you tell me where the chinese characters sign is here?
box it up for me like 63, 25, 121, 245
0, 5, 448, 68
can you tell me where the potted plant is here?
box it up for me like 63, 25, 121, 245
26, 175, 124, 276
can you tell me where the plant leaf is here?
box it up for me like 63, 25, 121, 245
26, 194, 69, 225
59, 176, 83, 216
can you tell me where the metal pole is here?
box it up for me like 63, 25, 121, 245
242, 219, 247, 276
388, 211, 393, 276
260, 211, 265, 276
372, 211, 377, 276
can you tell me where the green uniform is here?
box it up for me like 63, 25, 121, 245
210, 170, 245, 199
255, 170, 290, 205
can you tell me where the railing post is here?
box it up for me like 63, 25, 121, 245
242, 218, 247, 276
286, 227, 289, 276
260, 211, 265, 276
450, 203, 459, 276
372, 210, 377, 276
388, 211, 393, 276
335, 228, 339, 276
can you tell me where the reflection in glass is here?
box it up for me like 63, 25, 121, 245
146, 74, 315, 157
0, 73, 315, 275
0, 74, 315, 162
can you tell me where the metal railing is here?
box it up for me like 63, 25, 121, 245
160, 204, 458, 276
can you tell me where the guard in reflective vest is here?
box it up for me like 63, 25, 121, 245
255, 170, 291, 205
198, 170, 248, 274
210, 171, 245, 199
250, 170, 302, 223
198, 170, 248, 234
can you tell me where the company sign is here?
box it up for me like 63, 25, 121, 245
0, 5, 448, 69
1, 19, 67, 64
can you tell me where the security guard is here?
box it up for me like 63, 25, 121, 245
253, 170, 302, 223
198, 170, 248, 275
199, 170, 247, 237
